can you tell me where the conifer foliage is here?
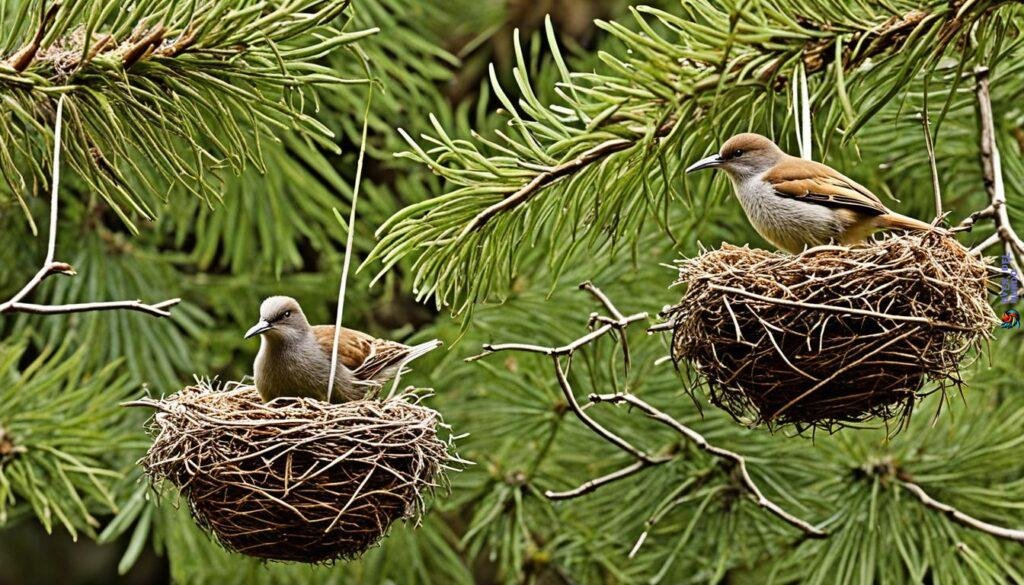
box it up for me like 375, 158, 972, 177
1, 0, 1023, 583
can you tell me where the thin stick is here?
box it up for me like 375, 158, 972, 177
580, 280, 625, 321
975, 67, 1024, 277
471, 284, 825, 540
899, 480, 1024, 543
800, 63, 812, 160
708, 284, 974, 332
590, 392, 826, 539
551, 356, 661, 464
0, 96, 177, 319
466, 312, 648, 361
46, 94, 63, 263
546, 459, 655, 500
327, 86, 373, 402
9, 298, 180, 317
920, 107, 942, 219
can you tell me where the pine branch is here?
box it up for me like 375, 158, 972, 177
0, 0, 373, 229
0, 339, 139, 538
368, 1, 1022, 311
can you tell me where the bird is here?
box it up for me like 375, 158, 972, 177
244, 296, 441, 403
685, 133, 936, 253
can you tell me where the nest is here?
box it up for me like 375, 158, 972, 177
139, 381, 454, 563
663, 232, 997, 431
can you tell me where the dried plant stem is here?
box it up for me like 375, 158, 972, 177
707, 283, 973, 332
545, 459, 656, 501
0, 96, 179, 318
328, 84, 373, 402
920, 107, 942, 219
958, 67, 1024, 280
471, 283, 823, 540
551, 357, 665, 465
899, 481, 1024, 543
589, 392, 826, 539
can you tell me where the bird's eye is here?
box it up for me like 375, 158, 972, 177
732, 148, 743, 158
283, 311, 291, 319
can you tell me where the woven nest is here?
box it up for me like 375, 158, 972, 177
139, 381, 454, 563
662, 232, 997, 431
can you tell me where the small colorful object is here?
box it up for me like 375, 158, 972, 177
1000, 309, 1020, 329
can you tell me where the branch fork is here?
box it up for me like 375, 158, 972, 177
956, 68, 1023, 282
0, 96, 179, 319
470, 282, 827, 546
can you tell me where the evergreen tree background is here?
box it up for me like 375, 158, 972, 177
1, 0, 1023, 583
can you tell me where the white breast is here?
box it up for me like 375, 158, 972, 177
730, 176, 844, 253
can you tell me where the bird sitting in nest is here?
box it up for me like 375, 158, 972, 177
245, 296, 441, 403
686, 133, 938, 253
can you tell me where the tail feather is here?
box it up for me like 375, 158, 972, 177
403, 339, 443, 362
875, 213, 938, 233
353, 339, 442, 383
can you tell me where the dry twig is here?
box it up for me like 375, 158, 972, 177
0, 96, 179, 319
898, 480, 1024, 543
470, 283, 826, 541
955, 68, 1023, 282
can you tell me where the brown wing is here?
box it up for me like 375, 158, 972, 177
766, 157, 889, 216
312, 325, 410, 381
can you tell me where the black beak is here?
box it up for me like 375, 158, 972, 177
244, 320, 272, 339
685, 154, 722, 173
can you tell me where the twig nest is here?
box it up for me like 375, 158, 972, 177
139, 381, 455, 562
662, 232, 997, 431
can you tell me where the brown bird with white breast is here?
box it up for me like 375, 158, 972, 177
245, 296, 441, 403
686, 133, 935, 253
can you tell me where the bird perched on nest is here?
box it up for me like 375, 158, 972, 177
686, 133, 936, 253
245, 296, 441, 403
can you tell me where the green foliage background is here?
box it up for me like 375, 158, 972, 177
1, 0, 1023, 583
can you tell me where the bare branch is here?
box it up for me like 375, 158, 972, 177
470, 284, 825, 541
0, 96, 179, 321
7, 298, 181, 317
590, 392, 827, 539
580, 280, 626, 321
899, 480, 1024, 543
551, 356, 662, 464
919, 109, 942, 220
546, 459, 657, 501
466, 311, 648, 361
971, 67, 1024, 278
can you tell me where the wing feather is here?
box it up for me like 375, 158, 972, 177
766, 157, 889, 216
312, 325, 411, 382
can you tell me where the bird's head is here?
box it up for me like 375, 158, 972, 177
244, 296, 309, 341
685, 133, 784, 182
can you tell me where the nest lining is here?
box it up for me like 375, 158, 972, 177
140, 381, 454, 563
663, 232, 996, 431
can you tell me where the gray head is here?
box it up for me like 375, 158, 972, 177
685, 133, 785, 181
244, 296, 310, 341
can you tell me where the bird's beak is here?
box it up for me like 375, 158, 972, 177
685, 154, 722, 173
244, 320, 272, 339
